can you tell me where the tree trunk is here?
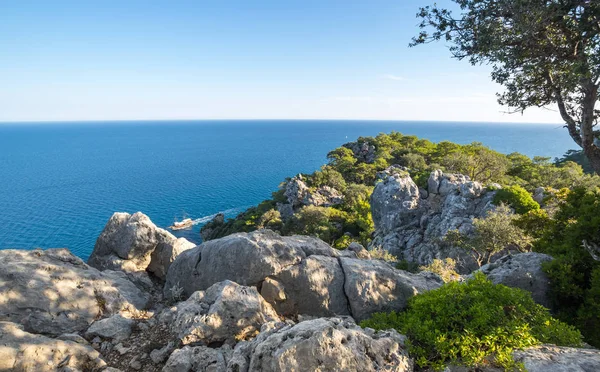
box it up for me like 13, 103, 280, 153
580, 82, 600, 174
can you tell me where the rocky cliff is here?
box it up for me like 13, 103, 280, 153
0, 212, 597, 371
370, 167, 498, 272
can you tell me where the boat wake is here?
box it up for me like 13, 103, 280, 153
190, 207, 247, 225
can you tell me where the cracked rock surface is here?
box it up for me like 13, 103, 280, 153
370, 168, 498, 272
165, 230, 442, 321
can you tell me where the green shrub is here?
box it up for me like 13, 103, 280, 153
368, 247, 397, 262
395, 259, 421, 273
446, 204, 532, 267
535, 187, 600, 347
360, 273, 582, 371
493, 185, 540, 214
419, 258, 460, 282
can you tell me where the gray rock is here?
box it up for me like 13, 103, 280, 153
57, 333, 89, 345
0, 248, 149, 336
341, 258, 443, 321
0, 321, 106, 371
163, 345, 232, 372
260, 277, 286, 303
86, 314, 135, 342
306, 185, 344, 207
370, 170, 497, 273
344, 140, 377, 164
169, 280, 279, 346
348, 242, 371, 259
533, 187, 545, 204
150, 341, 175, 364
478, 253, 554, 307
513, 345, 600, 372
88, 211, 195, 280
228, 317, 412, 372
273, 255, 350, 317
164, 229, 338, 299
284, 176, 310, 207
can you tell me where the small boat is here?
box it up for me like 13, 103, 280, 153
169, 218, 193, 230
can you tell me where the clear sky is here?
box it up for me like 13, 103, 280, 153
0, 0, 562, 123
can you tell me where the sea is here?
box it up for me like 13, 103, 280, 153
0, 120, 574, 260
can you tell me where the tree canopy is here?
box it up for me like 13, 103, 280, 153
412, 0, 600, 173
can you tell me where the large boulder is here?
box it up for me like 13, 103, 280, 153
165, 230, 442, 322
344, 140, 377, 164
370, 169, 497, 273
477, 252, 554, 308
88, 212, 195, 280
85, 314, 135, 342
0, 248, 149, 336
0, 321, 106, 371
164, 229, 336, 299
513, 345, 600, 372
228, 318, 413, 372
167, 280, 279, 346
340, 258, 443, 321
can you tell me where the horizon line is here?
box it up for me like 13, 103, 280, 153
0, 118, 565, 126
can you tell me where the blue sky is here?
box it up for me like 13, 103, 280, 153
0, 0, 560, 123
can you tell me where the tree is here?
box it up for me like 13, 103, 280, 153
412, 0, 600, 174
446, 204, 532, 266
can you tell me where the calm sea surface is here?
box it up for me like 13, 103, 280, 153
0, 120, 574, 259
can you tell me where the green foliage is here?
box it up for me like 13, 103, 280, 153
412, 0, 600, 174
535, 187, 600, 346
368, 247, 398, 262
493, 185, 540, 214
447, 204, 532, 267
419, 258, 460, 283
360, 273, 582, 371
284, 206, 350, 245
395, 260, 421, 273
310, 165, 347, 192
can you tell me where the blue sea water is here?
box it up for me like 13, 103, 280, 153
0, 120, 574, 260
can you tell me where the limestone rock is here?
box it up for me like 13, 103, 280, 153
228, 318, 412, 372
370, 170, 497, 273
169, 280, 279, 346
477, 252, 554, 308
85, 314, 135, 342
340, 258, 443, 321
347, 242, 371, 259
88, 211, 195, 280
344, 141, 377, 164
513, 345, 600, 372
0, 321, 106, 371
272, 255, 350, 317
284, 176, 310, 207
306, 186, 344, 207
163, 345, 232, 372
164, 229, 338, 299
0, 248, 149, 336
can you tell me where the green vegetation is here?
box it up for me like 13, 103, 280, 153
446, 204, 533, 267
533, 187, 600, 347
493, 185, 540, 215
412, 0, 600, 174
419, 258, 460, 283
360, 273, 582, 371
202, 132, 595, 246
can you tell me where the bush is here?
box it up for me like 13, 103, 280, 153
493, 185, 540, 214
535, 187, 600, 347
419, 258, 460, 282
446, 204, 532, 267
360, 273, 582, 371
368, 247, 397, 262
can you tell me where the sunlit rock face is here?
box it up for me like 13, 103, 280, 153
370, 168, 497, 273
0, 248, 149, 336
88, 211, 195, 280
165, 229, 442, 321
